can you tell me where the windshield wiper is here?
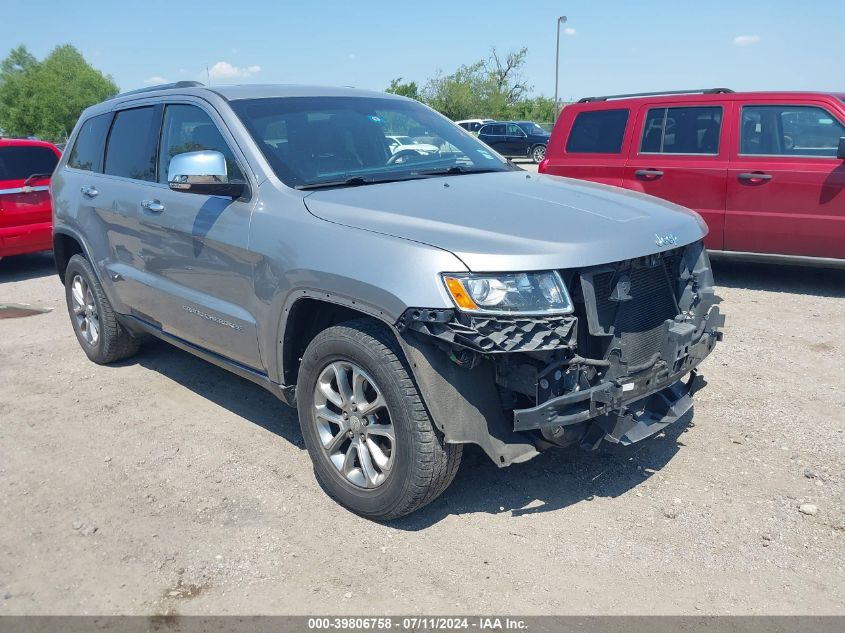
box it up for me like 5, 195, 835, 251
295, 176, 372, 190
415, 165, 507, 177
295, 174, 433, 190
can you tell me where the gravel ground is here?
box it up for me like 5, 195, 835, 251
0, 250, 843, 616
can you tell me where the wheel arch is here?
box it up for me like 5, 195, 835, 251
279, 295, 399, 390
53, 228, 90, 284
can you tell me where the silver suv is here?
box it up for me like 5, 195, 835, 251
52, 82, 723, 519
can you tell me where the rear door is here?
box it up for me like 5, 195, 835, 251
542, 107, 631, 186
479, 123, 507, 153
724, 100, 845, 258
623, 103, 730, 250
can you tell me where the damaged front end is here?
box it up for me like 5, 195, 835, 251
397, 240, 724, 466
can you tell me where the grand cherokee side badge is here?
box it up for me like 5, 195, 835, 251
655, 233, 679, 247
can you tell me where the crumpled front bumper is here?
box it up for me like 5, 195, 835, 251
512, 306, 722, 447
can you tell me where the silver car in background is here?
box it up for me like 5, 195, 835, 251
51, 83, 723, 519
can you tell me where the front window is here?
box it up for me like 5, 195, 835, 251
519, 122, 547, 135
740, 105, 845, 157
157, 104, 244, 183
229, 97, 511, 188
0, 146, 58, 182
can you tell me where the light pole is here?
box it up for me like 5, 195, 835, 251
554, 15, 567, 122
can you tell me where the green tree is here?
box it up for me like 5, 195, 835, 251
385, 77, 420, 101
0, 44, 118, 141
415, 47, 553, 122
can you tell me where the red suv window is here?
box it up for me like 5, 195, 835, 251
565, 109, 629, 153
641, 106, 722, 154
0, 146, 59, 181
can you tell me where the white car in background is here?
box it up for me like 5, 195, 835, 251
385, 135, 439, 155
455, 118, 495, 134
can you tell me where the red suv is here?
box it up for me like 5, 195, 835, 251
540, 89, 845, 265
0, 138, 61, 261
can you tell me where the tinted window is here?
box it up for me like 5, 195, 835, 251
157, 104, 244, 184
68, 114, 111, 172
641, 106, 722, 154
566, 109, 629, 153
0, 146, 58, 181
740, 105, 845, 157
104, 107, 159, 181
519, 122, 548, 135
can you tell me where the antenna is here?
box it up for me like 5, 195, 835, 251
206, 65, 210, 86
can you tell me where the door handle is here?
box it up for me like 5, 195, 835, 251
141, 199, 165, 213
738, 172, 773, 183
634, 169, 664, 179
80, 186, 99, 199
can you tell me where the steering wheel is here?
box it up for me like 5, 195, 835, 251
387, 148, 427, 165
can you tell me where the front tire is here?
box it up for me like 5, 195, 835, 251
296, 319, 462, 520
64, 254, 140, 364
531, 144, 546, 163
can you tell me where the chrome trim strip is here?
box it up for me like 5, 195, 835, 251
708, 249, 845, 269
0, 185, 50, 195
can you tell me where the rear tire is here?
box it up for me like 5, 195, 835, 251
531, 144, 546, 163
296, 318, 462, 520
64, 254, 140, 364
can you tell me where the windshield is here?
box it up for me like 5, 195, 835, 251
0, 146, 58, 182
230, 96, 511, 188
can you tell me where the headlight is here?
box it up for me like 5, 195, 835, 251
442, 271, 573, 315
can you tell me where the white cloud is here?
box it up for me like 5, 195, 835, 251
207, 61, 262, 80
563, 27, 576, 36
733, 35, 761, 47
143, 76, 169, 85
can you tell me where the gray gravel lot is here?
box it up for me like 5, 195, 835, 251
0, 249, 843, 616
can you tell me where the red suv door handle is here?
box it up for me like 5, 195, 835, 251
634, 169, 664, 180
738, 172, 773, 183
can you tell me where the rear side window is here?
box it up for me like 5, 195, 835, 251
104, 107, 160, 181
565, 109, 629, 153
68, 114, 111, 172
740, 105, 845, 157
641, 106, 722, 154
481, 124, 505, 136
0, 146, 58, 181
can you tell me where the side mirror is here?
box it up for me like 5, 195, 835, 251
167, 150, 244, 198
838, 137, 845, 160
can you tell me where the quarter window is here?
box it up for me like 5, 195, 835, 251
740, 105, 845, 157
104, 107, 159, 181
157, 104, 244, 184
640, 106, 722, 154
566, 109, 629, 154
68, 113, 111, 172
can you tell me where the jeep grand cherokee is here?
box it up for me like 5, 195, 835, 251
52, 82, 723, 519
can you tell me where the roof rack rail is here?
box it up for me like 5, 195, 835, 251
113, 81, 205, 100
577, 88, 733, 103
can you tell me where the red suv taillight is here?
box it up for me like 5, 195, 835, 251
538, 157, 549, 173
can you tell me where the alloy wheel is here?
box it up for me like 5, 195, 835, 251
70, 274, 100, 346
312, 360, 395, 489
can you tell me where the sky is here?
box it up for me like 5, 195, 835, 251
5, 0, 844, 101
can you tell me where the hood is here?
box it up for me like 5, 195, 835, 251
303, 171, 708, 271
